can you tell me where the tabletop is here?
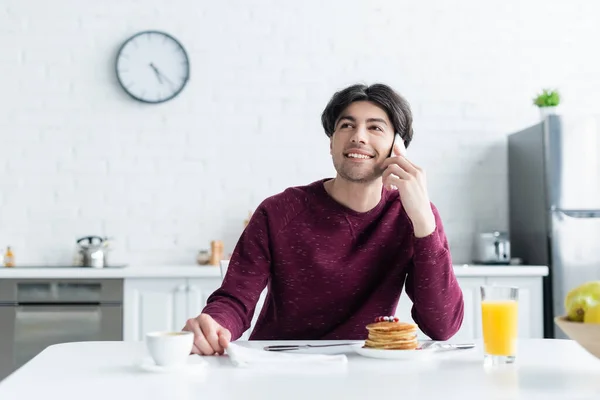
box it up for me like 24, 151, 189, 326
0, 339, 599, 400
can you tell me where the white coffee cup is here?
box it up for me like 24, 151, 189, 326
146, 331, 194, 367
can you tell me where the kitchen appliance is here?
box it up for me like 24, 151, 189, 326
508, 114, 600, 339
0, 279, 122, 380
75, 236, 110, 268
472, 231, 511, 264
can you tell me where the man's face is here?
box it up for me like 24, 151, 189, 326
330, 101, 395, 183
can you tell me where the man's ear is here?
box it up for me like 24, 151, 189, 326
329, 137, 333, 155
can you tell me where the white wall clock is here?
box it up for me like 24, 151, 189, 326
115, 30, 190, 104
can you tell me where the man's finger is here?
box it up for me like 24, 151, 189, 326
191, 344, 202, 355
186, 316, 215, 354
194, 333, 215, 355
218, 328, 232, 351
383, 172, 403, 191
184, 318, 204, 348
383, 164, 411, 181
384, 156, 418, 176
401, 155, 421, 170
202, 320, 224, 355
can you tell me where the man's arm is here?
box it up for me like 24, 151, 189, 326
404, 203, 464, 341
201, 204, 272, 341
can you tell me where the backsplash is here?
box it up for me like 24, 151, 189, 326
1, 0, 599, 265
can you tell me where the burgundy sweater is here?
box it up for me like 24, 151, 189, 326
202, 179, 464, 341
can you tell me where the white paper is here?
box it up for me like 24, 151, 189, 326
225, 343, 348, 368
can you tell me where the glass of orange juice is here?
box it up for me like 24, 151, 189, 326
480, 285, 519, 366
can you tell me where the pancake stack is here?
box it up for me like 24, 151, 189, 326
363, 316, 419, 350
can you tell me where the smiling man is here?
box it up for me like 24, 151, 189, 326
183, 83, 464, 355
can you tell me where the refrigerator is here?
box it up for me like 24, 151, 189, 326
508, 114, 600, 339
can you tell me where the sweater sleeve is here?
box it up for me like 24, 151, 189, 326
201, 204, 272, 341
403, 203, 464, 341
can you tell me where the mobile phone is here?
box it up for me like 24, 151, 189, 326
388, 133, 406, 157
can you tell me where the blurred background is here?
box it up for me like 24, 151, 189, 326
1, 0, 599, 265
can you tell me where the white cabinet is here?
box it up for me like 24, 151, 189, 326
186, 278, 226, 319
123, 272, 546, 342
395, 275, 544, 341
454, 277, 485, 341
123, 279, 187, 342
394, 277, 485, 341
124, 278, 221, 341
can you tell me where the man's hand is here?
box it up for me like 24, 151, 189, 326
182, 314, 231, 355
382, 141, 436, 238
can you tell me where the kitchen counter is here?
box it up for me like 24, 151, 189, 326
452, 264, 548, 277
0, 265, 223, 279
0, 264, 548, 279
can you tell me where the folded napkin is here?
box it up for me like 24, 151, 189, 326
225, 343, 348, 369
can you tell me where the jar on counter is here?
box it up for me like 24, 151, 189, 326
209, 240, 224, 266
196, 250, 210, 265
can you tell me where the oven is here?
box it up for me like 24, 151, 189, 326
0, 279, 123, 380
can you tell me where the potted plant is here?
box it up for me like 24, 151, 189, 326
533, 88, 560, 118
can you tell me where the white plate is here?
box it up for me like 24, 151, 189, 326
137, 357, 208, 374
353, 344, 438, 360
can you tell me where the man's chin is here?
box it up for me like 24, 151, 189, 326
337, 171, 381, 184
332, 160, 384, 183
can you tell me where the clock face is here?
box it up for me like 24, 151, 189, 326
116, 31, 190, 104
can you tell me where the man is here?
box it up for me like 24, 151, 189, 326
183, 83, 464, 355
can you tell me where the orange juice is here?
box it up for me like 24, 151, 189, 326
481, 300, 518, 356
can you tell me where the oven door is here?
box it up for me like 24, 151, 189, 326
0, 304, 122, 380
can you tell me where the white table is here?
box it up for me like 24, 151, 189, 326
0, 339, 599, 400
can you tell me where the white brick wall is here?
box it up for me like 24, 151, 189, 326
1, 0, 600, 265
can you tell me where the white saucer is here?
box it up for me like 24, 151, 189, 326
353, 342, 475, 360
353, 344, 438, 360
137, 357, 208, 374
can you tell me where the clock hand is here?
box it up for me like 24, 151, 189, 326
149, 63, 163, 84
157, 71, 176, 87
149, 63, 176, 87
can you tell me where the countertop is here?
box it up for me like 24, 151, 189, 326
0, 339, 598, 400
0, 264, 549, 279
0, 265, 223, 279
451, 264, 549, 277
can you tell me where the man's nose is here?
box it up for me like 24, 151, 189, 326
350, 125, 368, 144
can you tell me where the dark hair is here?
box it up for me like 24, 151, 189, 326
321, 83, 414, 148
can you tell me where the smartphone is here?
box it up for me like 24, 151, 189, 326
388, 133, 406, 157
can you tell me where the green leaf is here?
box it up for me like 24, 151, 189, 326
533, 88, 560, 107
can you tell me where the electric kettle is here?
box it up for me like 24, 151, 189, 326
75, 236, 110, 268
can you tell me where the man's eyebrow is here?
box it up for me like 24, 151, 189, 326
336, 116, 388, 126
366, 118, 388, 126
336, 115, 356, 124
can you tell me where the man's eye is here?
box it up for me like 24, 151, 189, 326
370, 126, 383, 131
340, 123, 354, 129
